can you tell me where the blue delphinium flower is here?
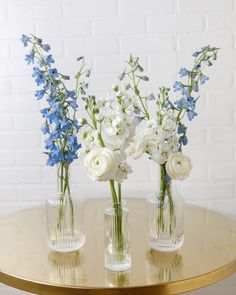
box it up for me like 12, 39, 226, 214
20, 34, 30, 47
179, 135, 188, 145
45, 55, 54, 67
35, 89, 45, 100
173, 81, 183, 92
21, 34, 84, 168
177, 124, 185, 134
179, 68, 188, 77
25, 51, 35, 64
42, 44, 51, 52
200, 74, 209, 84
187, 110, 197, 121
147, 93, 155, 100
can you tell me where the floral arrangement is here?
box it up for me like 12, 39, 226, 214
79, 90, 136, 203
21, 33, 219, 256
21, 35, 91, 242
118, 46, 219, 231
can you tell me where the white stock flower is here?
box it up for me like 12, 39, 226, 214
114, 162, 133, 183
84, 148, 118, 181
165, 152, 192, 180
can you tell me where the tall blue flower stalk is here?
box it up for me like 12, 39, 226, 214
21, 34, 89, 232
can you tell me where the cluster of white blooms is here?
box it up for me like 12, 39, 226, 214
127, 110, 179, 165
79, 91, 136, 183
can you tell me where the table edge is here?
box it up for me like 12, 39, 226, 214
0, 202, 236, 294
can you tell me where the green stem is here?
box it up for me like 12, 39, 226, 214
109, 180, 124, 254
130, 69, 150, 120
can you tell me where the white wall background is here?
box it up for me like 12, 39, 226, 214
0, 0, 235, 294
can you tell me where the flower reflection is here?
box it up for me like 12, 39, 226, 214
105, 269, 130, 287
146, 249, 182, 283
48, 250, 86, 285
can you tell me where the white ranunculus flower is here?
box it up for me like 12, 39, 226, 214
165, 152, 192, 180
84, 148, 118, 181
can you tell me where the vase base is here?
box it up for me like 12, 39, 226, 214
148, 235, 184, 252
105, 256, 131, 272
48, 232, 86, 253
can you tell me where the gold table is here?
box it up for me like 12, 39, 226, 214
0, 198, 235, 295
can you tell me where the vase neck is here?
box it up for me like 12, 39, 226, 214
57, 162, 71, 197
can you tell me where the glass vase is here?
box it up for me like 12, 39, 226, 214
46, 162, 85, 252
104, 201, 131, 271
146, 164, 184, 252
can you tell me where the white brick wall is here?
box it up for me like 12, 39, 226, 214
0, 0, 235, 294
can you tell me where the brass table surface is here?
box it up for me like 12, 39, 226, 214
0, 198, 236, 295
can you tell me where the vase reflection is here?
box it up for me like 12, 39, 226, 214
48, 250, 87, 285
105, 269, 130, 287
146, 249, 182, 283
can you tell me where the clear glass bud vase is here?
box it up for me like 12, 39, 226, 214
146, 164, 184, 252
104, 201, 131, 271
46, 162, 85, 252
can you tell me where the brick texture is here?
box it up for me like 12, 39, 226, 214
0, 0, 235, 294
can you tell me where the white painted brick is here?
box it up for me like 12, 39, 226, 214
17, 184, 57, 201
208, 163, 236, 180
186, 128, 207, 145
0, 43, 9, 58
207, 49, 236, 70
208, 13, 236, 31
177, 15, 205, 32
0, 186, 17, 202
11, 77, 35, 94
65, 37, 118, 56
0, 132, 41, 148
184, 145, 233, 162
36, 20, 91, 37
148, 52, 179, 72
16, 168, 42, 184
126, 159, 151, 182
119, 0, 173, 15
0, 114, 13, 130
8, 2, 62, 20
0, 151, 15, 166
16, 150, 45, 167
0, 79, 11, 94
193, 107, 233, 126
89, 73, 117, 92
13, 113, 42, 131
94, 55, 143, 73
208, 127, 236, 143
182, 182, 234, 200
206, 88, 236, 106
0, 95, 37, 113
186, 164, 207, 181
92, 17, 146, 35
0, 22, 35, 39
63, 0, 117, 17
0, 58, 31, 77
42, 166, 58, 184
205, 70, 233, 89
178, 33, 233, 51
178, 0, 233, 12
0, 168, 17, 184
70, 160, 95, 184
119, 35, 174, 54
147, 15, 174, 33
0, 5, 6, 21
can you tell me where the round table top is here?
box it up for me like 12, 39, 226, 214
0, 198, 235, 295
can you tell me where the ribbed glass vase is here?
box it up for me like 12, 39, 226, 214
146, 165, 184, 252
104, 201, 131, 271
46, 162, 85, 252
